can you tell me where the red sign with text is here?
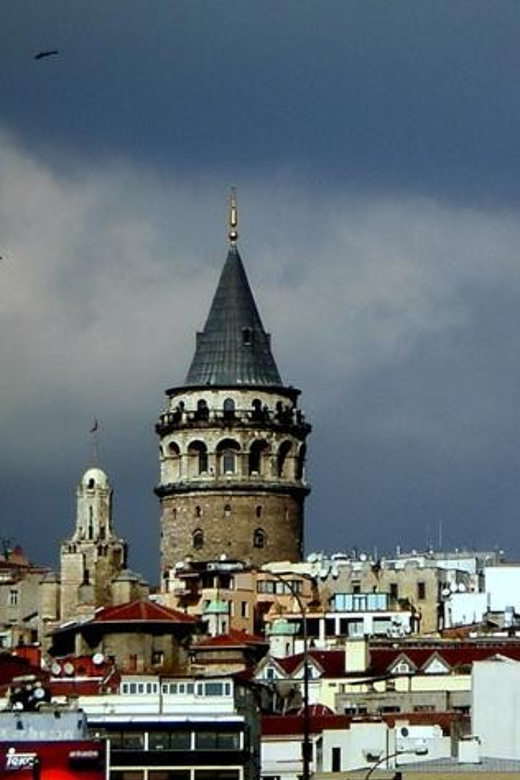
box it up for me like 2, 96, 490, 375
0, 740, 106, 779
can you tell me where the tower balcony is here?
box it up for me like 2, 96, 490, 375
156, 407, 311, 437
155, 478, 311, 498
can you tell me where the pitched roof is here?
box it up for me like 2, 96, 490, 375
272, 649, 346, 678
195, 628, 268, 648
370, 641, 520, 675
262, 713, 350, 736
185, 245, 282, 387
0, 652, 48, 693
92, 598, 197, 625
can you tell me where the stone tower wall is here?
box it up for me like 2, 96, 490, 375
156, 386, 310, 574
160, 490, 304, 569
59, 468, 127, 621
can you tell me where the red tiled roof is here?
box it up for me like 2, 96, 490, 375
262, 713, 350, 736
261, 641, 520, 681
274, 650, 345, 678
0, 652, 49, 693
369, 641, 520, 675
196, 629, 268, 648
262, 710, 469, 738
93, 598, 197, 624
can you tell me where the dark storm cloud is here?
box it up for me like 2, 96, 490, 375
3, 4, 520, 581
3, 1, 520, 198
3, 131, 520, 579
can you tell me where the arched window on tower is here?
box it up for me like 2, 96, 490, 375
296, 444, 307, 480
168, 441, 181, 480
188, 440, 209, 476
195, 399, 209, 422
251, 398, 265, 422
277, 440, 293, 478
223, 397, 236, 422
88, 478, 95, 489
253, 528, 266, 549
216, 439, 241, 476
249, 439, 270, 476
193, 529, 204, 550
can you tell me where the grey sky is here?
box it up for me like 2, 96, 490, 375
2, 3, 520, 580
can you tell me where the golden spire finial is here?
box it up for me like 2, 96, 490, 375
229, 187, 238, 245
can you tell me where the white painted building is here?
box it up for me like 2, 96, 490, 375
472, 655, 520, 760
485, 566, 520, 613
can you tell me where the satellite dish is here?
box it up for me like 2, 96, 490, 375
33, 687, 46, 700
51, 662, 62, 676
359, 553, 367, 562
92, 653, 105, 666
442, 588, 451, 597
63, 662, 75, 676
307, 553, 318, 563
458, 583, 466, 592
450, 582, 458, 592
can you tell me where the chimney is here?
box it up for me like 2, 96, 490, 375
345, 636, 369, 673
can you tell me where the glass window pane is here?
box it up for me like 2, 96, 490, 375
122, 732, 145, 750
170, 732, 191, 750
218, 733, 240, 750
195, 732, 216, 749
149, 732, 170, 750
205, 682, 223, 696
149, 773, 191, 780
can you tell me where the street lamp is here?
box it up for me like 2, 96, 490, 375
364, 747, 428, 780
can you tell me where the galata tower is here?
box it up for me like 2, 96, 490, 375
155, 192, 311, 578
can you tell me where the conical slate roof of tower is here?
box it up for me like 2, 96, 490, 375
185, 199, 282, 387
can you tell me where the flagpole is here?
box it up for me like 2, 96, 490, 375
90, 419, 100, 464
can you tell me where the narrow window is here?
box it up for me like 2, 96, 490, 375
223, 449, 236, 474
417, 581, 426, 600
390, 583, 399, 600
193, 529, 204, 550
195, 505, 202, 518
196, 399, 209, 421
223, 397, 235, 421
224, 504, 231, 517
253, 528, 266, 549
332, 747, 341, 772
242, 327, 252, 345
277, 441, 292, 478
256, 505, 262, 518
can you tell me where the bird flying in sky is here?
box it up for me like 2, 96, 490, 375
34, 50, 59, 60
